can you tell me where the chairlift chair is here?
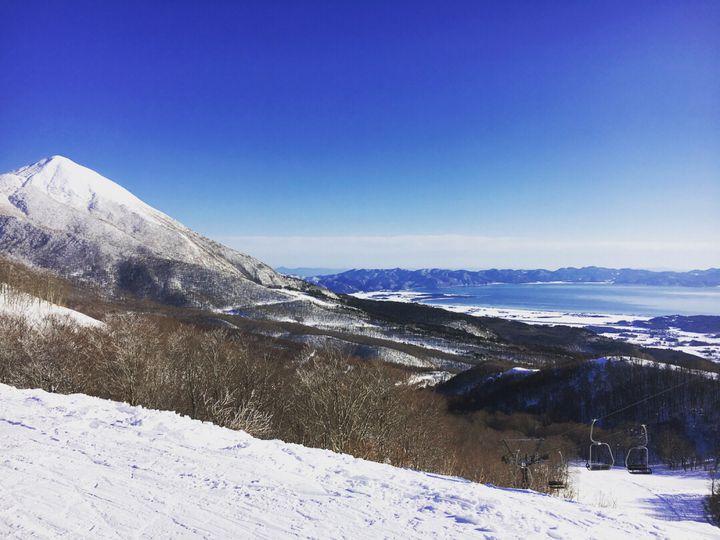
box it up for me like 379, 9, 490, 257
626, 424, 652, 474
586, 419, 615, 471
547, 450, 567, 489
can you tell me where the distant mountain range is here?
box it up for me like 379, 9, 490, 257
277, 267, 348, 278
309, 267, 720, 293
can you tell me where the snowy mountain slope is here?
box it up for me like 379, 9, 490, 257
1, 384, 716, 539
0, 156, 305, 307
0, 286, 101, 327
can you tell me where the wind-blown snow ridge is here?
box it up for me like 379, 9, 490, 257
1, 384, 715, 538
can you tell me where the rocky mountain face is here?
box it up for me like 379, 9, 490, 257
310, 267, 720, 293
0, 156, 311, 307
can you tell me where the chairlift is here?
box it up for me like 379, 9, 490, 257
626, 424, 652, 474
501, 438, 544, 489
586, 419, 614, 471
547, 450, 567, 489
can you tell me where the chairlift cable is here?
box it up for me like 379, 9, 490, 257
594, 378, 694, 423
549, 376, 697, 442
498, 369, 715, 480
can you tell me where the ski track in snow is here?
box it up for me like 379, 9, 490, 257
1, 385, 717, 539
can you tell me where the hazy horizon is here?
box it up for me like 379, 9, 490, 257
223, 234, 719, 272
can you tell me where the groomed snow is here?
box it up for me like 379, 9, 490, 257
571, 464, 715, 537
1, 384, 717, 539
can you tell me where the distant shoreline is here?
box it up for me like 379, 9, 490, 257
352, 290, 641, 322
310, 267, 720, 294
353, 289, 720, 362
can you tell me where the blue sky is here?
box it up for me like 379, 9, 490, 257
1, 1, 718, 269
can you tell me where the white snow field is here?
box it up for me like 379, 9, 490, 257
0, 287, 101, 328
571, 464, 716, 538
1, 385, 718, 539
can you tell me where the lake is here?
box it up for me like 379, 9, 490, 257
411, 283, 720, 317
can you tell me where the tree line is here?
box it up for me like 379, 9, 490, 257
0, 312, 573, 494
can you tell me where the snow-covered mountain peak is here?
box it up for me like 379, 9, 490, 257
0, 156, 300, 306
4, 155, 160, 222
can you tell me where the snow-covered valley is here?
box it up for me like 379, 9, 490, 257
3, 1, 718, 537
0, 384, 717, 539
354, 291, 720, 362
0, 160, 717, 538
4, 156, 714, 377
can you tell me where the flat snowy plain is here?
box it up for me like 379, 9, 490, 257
1, 384, 717, 539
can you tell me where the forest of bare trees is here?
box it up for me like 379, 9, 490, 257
0, 311, 576, 493
0, 259, 71, 307
709, 475, 720, 525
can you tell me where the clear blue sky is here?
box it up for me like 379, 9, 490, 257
1, 1, 718, 269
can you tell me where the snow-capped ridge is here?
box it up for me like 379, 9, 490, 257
4, 155, 167, 226
0, 156, 300, 306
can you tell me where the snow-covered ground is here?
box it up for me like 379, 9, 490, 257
353, 291, 720, 362
596, 326, 720, 363
1, 384, 717, 539
352, 291, 638, 327
0, 287, 101, 327
405, 370, 454, 388
571, 464, 715, 538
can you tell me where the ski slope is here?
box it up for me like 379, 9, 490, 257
0, 385, 717, 539
571, 464, 715, 538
